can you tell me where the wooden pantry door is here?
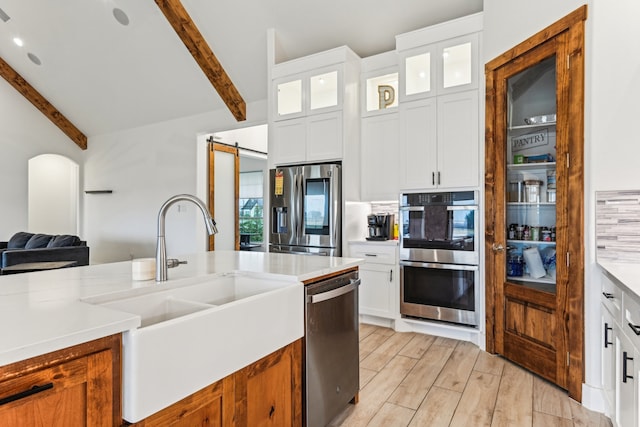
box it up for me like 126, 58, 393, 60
484, 6, 585, 401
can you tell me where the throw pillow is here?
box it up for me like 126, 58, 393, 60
7, 232, 35, 249
47, 235, 80, 248
25, 234, 53, 249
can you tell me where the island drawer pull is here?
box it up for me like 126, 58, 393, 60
628, 322, 640, 336
602, 292, 615, 299
0, 383, 53, 406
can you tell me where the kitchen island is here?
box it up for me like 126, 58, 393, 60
0, 250, 361, 425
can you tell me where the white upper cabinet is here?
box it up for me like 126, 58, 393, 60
436, 90, 479, 188
273, 66, 342, 121
397, 13, 482, 102
399, 91, 478, 191
361, 113, 399, 201
306, 111, 343, 162
399, 33, 478, 101
399, 98, 438, 190
269, 47, 360, 179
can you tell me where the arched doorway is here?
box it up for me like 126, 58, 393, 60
28, 154, 79, 235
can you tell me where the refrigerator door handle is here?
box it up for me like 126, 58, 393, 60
297, 171, 304, 240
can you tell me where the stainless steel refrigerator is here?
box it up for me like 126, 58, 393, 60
269, 163, 341, 256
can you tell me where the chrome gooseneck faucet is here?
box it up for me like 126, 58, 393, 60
156, 194, 218, 282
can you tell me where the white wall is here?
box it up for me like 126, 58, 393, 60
83, 100, 267, 264
587, 0, 640, 409
483, 0, 586, 64
0, 78, 84, 240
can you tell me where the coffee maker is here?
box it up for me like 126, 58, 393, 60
366, 214, 394, 241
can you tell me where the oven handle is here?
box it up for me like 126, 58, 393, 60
400, 261, 479, 271
447, 205, 478, 211
400, 206, 477, 211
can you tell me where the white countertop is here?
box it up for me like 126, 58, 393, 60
598, 260, 640, 299
0, 250, 362, 367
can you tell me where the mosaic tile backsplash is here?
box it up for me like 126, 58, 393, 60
596, 190, 640, 262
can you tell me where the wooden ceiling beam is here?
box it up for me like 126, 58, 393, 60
0, 56, 87, 150
154, 0, 246, 122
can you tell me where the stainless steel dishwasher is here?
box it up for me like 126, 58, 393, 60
305, 269, 360, 427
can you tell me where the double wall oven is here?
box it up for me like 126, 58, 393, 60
399, 191, 479, 326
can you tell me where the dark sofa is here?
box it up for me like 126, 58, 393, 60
0, 232, 89, 269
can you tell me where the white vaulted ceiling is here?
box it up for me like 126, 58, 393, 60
0, 0, 482, 137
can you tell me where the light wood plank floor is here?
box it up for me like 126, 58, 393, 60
330, 324, 611, 427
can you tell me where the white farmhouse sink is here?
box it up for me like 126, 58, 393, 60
99, 294, 212, 328
84, 271, 303, 423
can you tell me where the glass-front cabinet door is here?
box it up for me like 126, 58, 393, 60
276, 78, 303, 118
274, 68, 341, 121
309, 70, 339, 112
440, 35, 477, 92
399, 33, 478, 102
404, 50, 432, 98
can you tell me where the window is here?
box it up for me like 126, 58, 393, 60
239, 171, 264, 244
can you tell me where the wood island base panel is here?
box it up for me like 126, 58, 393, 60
0, 335, 122, 427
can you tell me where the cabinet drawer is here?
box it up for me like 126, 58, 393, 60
0, 357, 89, 425
601, 271, 623, 323
349, 244, 397, 265
623, 292, 640, 348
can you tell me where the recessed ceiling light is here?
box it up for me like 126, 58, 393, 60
13, 37, 23, 47
27, 52, 41, 66
113, 8, 129, 26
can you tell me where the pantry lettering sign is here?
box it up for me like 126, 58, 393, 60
512, 129, 549, 152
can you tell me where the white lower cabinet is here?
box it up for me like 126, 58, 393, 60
602, 305, 617, 418
616, 330, 637, 427
349, 242, 398, 320
600, 268, 640, 427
